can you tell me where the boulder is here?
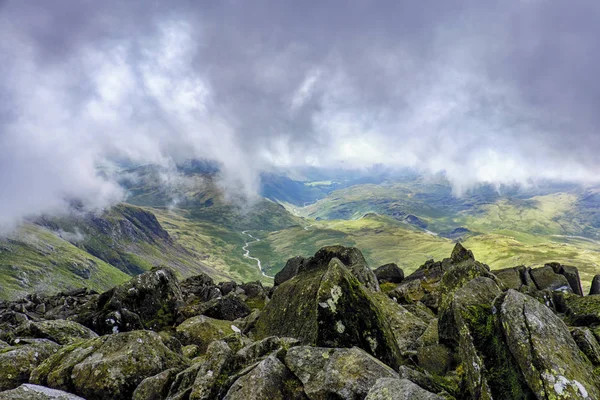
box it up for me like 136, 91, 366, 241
180, 273, 220, 303
500, 289, 600, 399
590, 275, 600, 295
132, 368, 179, 400
192, 294, 251, 321
417, 344, 455, 376
76, 267, 183, 334
223, 354, 307, 400
397, 366, 458, 398
304, 246, 380, 291
554, 292, 600, 326
218, 281, 238, 296
239, 282, 268, 310
528, 265, 572, 293
175, 315, 241, 353
0, 339, 61, 391
30, 330, 185, 400
0, 384, 84, 400
284, 346, 398, 400
365, 378, 445, 400
274, 256, 305, 286
492, 266, 527, 291
374, 263, 404, 284
255, 258, 402, 368
234, 336, 301, 369
545, 262, 584, 296
571, 327, 600, 365
14, 320, 97, 345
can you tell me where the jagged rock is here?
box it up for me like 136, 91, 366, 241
224, 354, 307, 400
546, 262, 584, 296
193, 294, 251, 321
450, 243, 473, 263
500, 289, 600, 399
284, 346, 398, 400
0, 339, 61, 391
303, 246, 380, 291
590, 275, 600, 295
0, 384, 85, 400
554, 292, 600, 326
274, 256, 305, 286
132, 368, 179, 400
572, 327, 600, 365
528, 265, 572, 293
375, 263, 404, 284
239, 281, 268, 310
76, 267, 183, 334
365, 378, 445, 400
403, 302, 436, 323
218, 281, 238, 296
175, 315, 240, 353
14, 320, 98, 345
234, 336, 301, 369
416, 318, 439, 348
397, 366, 458, 398
492, 265, 527, 290
370, 292, 428, 354
30, 330, 185, 400
255, 257, 402, 368
167, 340, 232, 400
417, 344, 455, 375
180, 273, 220, 303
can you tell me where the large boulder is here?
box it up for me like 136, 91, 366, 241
374, 263, 404, 284
492, 266, 527, 291
175, 315, 241, 353
0, 339, 61, 391
223, 354, 307, 400
274, 256, 305, 286
0, 384, 84, 400
365, 378, 445, 400
179, 273, 221, 303
528, 265, 572, 293
30, 330, 185, 400
554, 292, 600, 326
132, 368, 179, 400
255, 257, 402, 368
571, 327, 600, 365
284, 346, 398, 400
188, 294, 251, 321
76, 267, 183, 334
545, 262, 584, 296
590, 275, 600, 295
500, 289, 600, 399
14, 320, 97, 345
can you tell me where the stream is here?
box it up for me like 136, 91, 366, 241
241, 230, 273, 278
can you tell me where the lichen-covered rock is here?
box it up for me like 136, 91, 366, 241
0, 339, 61, 391
545, 262, 584, 296
365, 378, 445, 400
492, 266, 527, 291
192, 294, 251, 321
180, 273, 220, 303
76, 267, 183, 334
175, 315, 240, 353
30, 330, 185, 400
255, 258, 402, 368
554, 292, 600, 326
224, 354, 307, 400
284, 346, 398, 400
397, 366, 458, 398
234, 336, 300, 369
274, 256, 305, 286
132, 368, 179, 400
590, 275, 600, 296
14, 320, 98, 345
417, 344, 455, 376
0, 384, 85, 400
239, 281, 268, 310
571, 327, 600, 365
375, 263, 404, 284
500, 289, 600, 399
528, 265, 572, 293
167, 340, 232, 400
304, 246, 380, 292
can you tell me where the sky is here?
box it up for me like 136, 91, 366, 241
1, 0, 600, 230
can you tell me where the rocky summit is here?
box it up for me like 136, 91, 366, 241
0, 243, 600, 399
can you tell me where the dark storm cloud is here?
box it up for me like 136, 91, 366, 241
1, 0, 599, 230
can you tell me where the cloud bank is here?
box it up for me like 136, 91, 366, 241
1, 0, 600, 230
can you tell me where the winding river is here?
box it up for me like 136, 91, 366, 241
241, 231, 273, 278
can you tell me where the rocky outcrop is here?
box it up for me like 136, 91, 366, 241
0, 384, 84, 400
13, 320, 97, 345
274, 256, 305, 286
0, 339, 61, 391
590, 275, 600, 295
365, 378, 445, 400
374, 263, 404, 284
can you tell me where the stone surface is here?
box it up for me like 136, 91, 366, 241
284, 346, 398, 400
0, 339, 60, 391
374, 263, 404, 284
0, 384, 85, 400
528, 265, 572, 293
274, 256, 305, 286
30, 330, 185, 400
590, 275, 600, 295
500, 289, 600, 399
14, 320, 98, 345
365, 378, 445, 400
132, 368, 179, 400
175, 315, 240, 353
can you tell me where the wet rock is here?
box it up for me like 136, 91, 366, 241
274, 256, 305, 286
175, 315, 240, 353
365, 378, 445, 400
255, 257, 402, 368
0, 384, 85, 400
375, 263, 404, 284
76, 267, 183, 334
0, 339, 61, 391
500, 289, 600, 399
224, 354, 307, 400
14, 320, 97, 345
284, 346, 398, 400
30, 330, 185, 400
